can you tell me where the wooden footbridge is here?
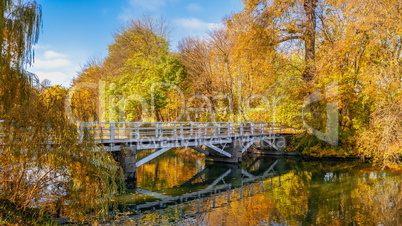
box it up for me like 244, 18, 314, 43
76, 122, 296, 180
1, 120, 296, 181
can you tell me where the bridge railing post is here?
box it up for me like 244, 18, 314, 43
159, 122, 163, 138
78, 122, 83, 142
135, 123, 139, 140
155, 123, 159, 138
110, 122, 115, 142
251, 122, 254, 135
160, 122, 164, 138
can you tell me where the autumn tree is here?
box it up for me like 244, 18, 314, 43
178, 0, 402, 166
237, 0, 320, 84
70, 62, 103, 121
179, 26, 278, 122
179, 29, 240, 121
0, 0, 41, 116
72, 17, 187, 122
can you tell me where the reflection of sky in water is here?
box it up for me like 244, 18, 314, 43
324, 172, 334, 182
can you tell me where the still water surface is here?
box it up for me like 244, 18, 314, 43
115, 148, 401, 225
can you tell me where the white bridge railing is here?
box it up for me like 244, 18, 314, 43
78, 122, 296, 143
0, 120, 296, 144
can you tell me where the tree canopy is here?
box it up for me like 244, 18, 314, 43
71, 1, 402, 167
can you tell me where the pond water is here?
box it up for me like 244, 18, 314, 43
113, 148, 401, 225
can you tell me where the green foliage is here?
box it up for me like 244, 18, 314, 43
0, 199, 57, 225
73, 17, 187, 122
293, 133, 354, 158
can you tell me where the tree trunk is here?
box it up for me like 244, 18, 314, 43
303, 0, 318, 83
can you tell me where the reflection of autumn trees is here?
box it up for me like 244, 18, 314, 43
136, 148, 204, 190
269, 172, 310, 224
204, 172, 310, 225
131, 158, 401, 225
204, 169, 400, 225
351, 174, 402, 225
137, 160, 402, 225
204, 194, 274, 226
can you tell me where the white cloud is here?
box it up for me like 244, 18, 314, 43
186, 3, 203, 12
174, 17, 220, 34
35, 58, 72, 69
33, 50, 72, 70
32, 44, 50, 50
43, 50, 67, 60
29, 49, 77, 87
34, 71, 72, 87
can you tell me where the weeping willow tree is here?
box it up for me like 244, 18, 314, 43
0, 1, 122, 224
0, 0, 41, 115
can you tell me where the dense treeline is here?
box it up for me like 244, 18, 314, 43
0, 0, 401, 224
72, 1, 401, 167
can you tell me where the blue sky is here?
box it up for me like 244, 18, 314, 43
29, 0, 243, 87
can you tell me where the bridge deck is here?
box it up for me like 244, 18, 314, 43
78, 122, 295, 150
0, 121, 296, 152
0, 121, 296, 174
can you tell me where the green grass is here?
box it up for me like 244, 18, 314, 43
0, 199, 58, 225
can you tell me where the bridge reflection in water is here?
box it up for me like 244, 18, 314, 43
114, 154, 402, 225
118, 156, 290, 216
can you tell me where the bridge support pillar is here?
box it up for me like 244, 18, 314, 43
118, 146, 137, 187
205, 139, 243, 164
255, 135, 289, 155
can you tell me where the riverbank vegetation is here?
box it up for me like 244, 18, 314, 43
0, 0, 122, 224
